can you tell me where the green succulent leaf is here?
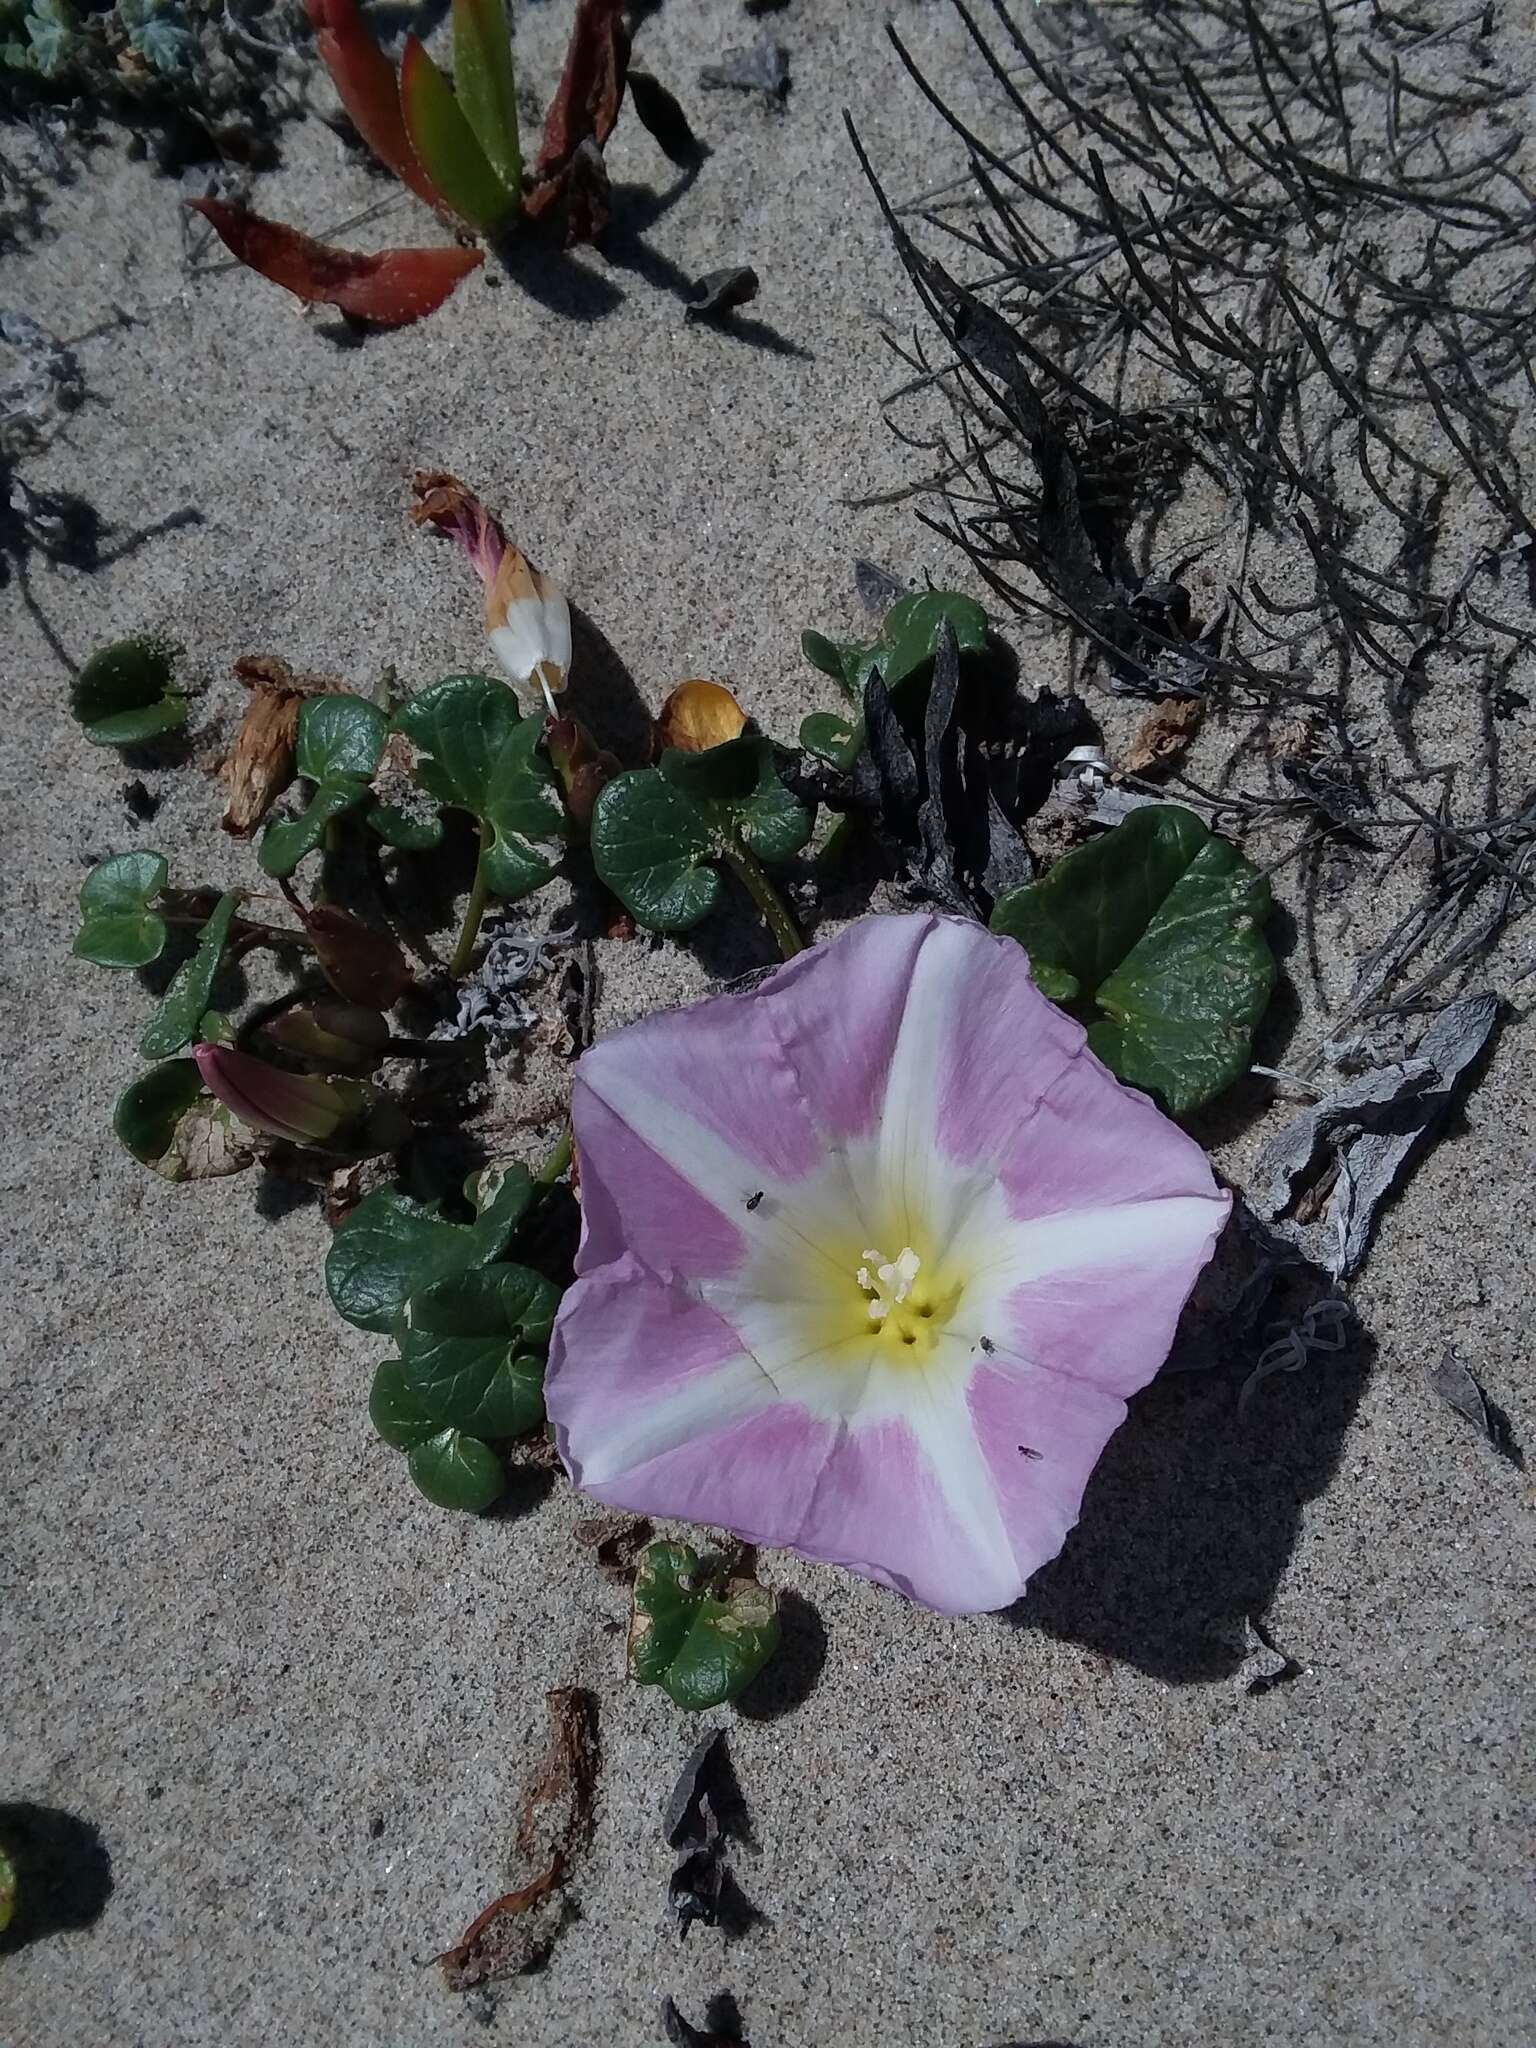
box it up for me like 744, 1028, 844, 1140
592, 741, 812, 933
325, 1164, 535, 1333
990, 803, 1277, 1115
407, 1428, 505, 1511
368, 1357, 442, 1450
400, 34, 519, 236
139, 890, 239, 1057
0, 1838, 15, 1934
801, 591, 989, 704
258, 697, 389, 878
627, 1540, 782, 1711
452, 0, 522, 192
113, 1059, 255, 1181
74, 851, 168, 968
395, 1263, 556, 1433
69, 635, 189, 748
393, 674, 565, 900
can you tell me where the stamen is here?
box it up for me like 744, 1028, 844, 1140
858, 1244, 923, 1321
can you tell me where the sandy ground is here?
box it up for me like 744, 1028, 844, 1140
3, 1, 1533, 2043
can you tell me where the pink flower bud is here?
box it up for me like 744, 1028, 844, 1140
193, 1043, 367, 1145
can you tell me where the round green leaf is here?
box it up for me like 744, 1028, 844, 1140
800, 591, 989, 705
74, 851, 168, 968
990, 803, 1276, 1115
297, 696, 389, 782
139, 890, 239, 1057
368, 1358, 442, 1450
259, 779, 372, 878
407, 1428, 505, 1511
324, 1167, 535, 1332
70, 636, 189, 748
393, 675, 564, 901
591, 769, 722, 931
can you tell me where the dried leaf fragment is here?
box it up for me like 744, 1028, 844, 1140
1121, 694, 1205, 776
655, 681, 749, 755
437, 1687, 599, 1989
662, 1994, 750, 2046
222, 656, 351, 837
1426, 1350, 1522, 1466
188, 201, 482, 326
685, 268, 760, 322
1234, 1617, 1302, 1696
525, 0, 631, 236
574, 1512, 654, 1582
699, 41, 789, 101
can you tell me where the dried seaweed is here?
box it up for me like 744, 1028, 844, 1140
436, 1687, 599, 1988
661, 1728, 758, 1940
699, 41, 789, 102
854, 0, 1536, 1030
1255, 993, 1500, 1276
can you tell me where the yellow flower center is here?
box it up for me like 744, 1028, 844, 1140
852, 1243, 962, 1355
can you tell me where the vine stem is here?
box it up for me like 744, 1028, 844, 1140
535, 1123, 573, 1185
721, 839, 804, 960
449, 821, 494, 980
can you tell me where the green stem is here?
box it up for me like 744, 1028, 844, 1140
818, 813, 857, 869
449, 822, 494, 980
535, 1122, 573, 1186
722, 838, 804, 960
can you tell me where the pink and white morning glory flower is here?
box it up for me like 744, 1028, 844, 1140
545, 914, 1228, 1614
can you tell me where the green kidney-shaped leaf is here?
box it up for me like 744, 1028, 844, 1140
74, 851, 168, 967
594, 741, 812, 933
590, 769, 722, 931
394, 674, 565, 900
113, 1060, 255, 1181
627, 1540, 782, 1711
801, 591, 989, 704
369, 1357, 442, 1450
70, 635, 189, 747
395, 1263, 557, 1434
325, 1164, 535, 1332
990, 803, 1276, 1115
139, 890, 239, 1057
407, 1427, 505, 1511
799, 710, 860, 769
258, 696, 389, 878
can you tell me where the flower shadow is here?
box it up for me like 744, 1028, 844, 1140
0, 1804, 113, 1954
1004, 1216, 1373, 1683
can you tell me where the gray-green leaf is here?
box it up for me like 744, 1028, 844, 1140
258, 697, 389, 878
325, 1165, 535, 1333
990, 803, 1276, 1115
139, 890, 239, 1057
74, 852, 168, 968
69, 636, 189, 748
627, 1540, 782, 1711
393, 674, 564, 900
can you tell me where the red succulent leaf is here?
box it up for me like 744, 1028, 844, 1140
525, 0, 631, 240
188, 200, 482, 327
303, 0, 446, 212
